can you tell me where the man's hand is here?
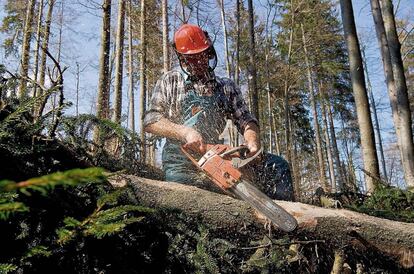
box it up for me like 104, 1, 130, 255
243, 122, 261, 157
246, 140, 260, 156
183, 127, 206, 155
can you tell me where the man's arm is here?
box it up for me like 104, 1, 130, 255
224, 79, 261, 155
145, 117, 206, 154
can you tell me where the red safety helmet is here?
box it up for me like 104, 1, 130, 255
174, 24, 212, 55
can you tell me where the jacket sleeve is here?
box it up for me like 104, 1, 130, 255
143, 78, 166, 128
226, 80, 259, 133
143, 71, 185, 128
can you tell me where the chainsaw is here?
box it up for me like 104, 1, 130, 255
181, 144, 298, 232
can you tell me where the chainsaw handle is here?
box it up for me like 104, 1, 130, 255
182, 144, 261, 169
231, 147, 263, 168
219, 145, 250, 158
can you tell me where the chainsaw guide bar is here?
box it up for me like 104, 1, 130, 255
181, 144, 298, 232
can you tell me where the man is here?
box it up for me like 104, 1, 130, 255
144, 24, 294, 201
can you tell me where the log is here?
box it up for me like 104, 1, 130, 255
110, 175, 414, 269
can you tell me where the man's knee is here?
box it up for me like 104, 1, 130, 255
260, 153, 294, 201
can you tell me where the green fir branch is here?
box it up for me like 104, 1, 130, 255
23, 245, 52, 259
0, 263, 17, 274
0, 202, 29, 220
57, 190, 154, 245
0, 192, 28, 220
0, 167, 107, 194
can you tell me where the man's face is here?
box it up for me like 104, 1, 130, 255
182, 51, 209, 77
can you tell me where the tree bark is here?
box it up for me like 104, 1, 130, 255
76, 62, 80, 117
264, 4, 277, 154
162, 0, 169, 73
17, 0, 36, 99
127, 0, 135, 133
272, 111, 281, 155
139, 0, 147, 162
39, 0, 55, 91
113, 0, 126, 124
93, 0, 112, 148
33, 0, 44, 99
96, 0, 112, 120
320, 84, 336, 192
218, 0, 230, 78
339, 0, 380, 193
247, 0, 259, 122
380, 0, 414, 187
327, 100, 345, 192
235, 0, 240, 88
113, 175, 414, 269
233, 0, 241, 147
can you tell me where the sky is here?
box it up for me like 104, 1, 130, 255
0, 0, 413, 186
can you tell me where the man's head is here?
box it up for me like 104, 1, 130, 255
173, 24, 217, 81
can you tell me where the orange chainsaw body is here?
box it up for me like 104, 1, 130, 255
196, 144, 242, 190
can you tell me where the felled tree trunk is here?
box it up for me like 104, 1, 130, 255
111, 175, 414, 269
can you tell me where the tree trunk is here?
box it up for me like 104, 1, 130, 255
216, 0, 234, 146
327, 100, 345, 192
218, 0, 230, 78
246, 0, 259, 122
180, 0, 186, 23
265, 5, 277, 154
115, 175, 414, 269
267, 91, 273, 153
139, 0, 147, 162
39, 0, 55, 91
292, 139, 301, 199
320, 84, 336, 192
93, 0, 112, 148
128, 0, 135, 133
76, 62, 80, 117
162, 0, 169, 73
95, 0, 112, 121
33, 0, 44, 99
50, 0, 64, 126
301, 24, 328, 191
34, 0, 55, 121
56, 0, 63, 63
113, 0, 126, 124
235, 0, 240, 87
340, 115, 358, 192
339, 0, 380, 193
370, 0, 402, 184
272, 112, 281, 155
233, 0, 241, 147
380, 0, 414, 187
361, 44, 388, 182
17, 0, 36, 99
